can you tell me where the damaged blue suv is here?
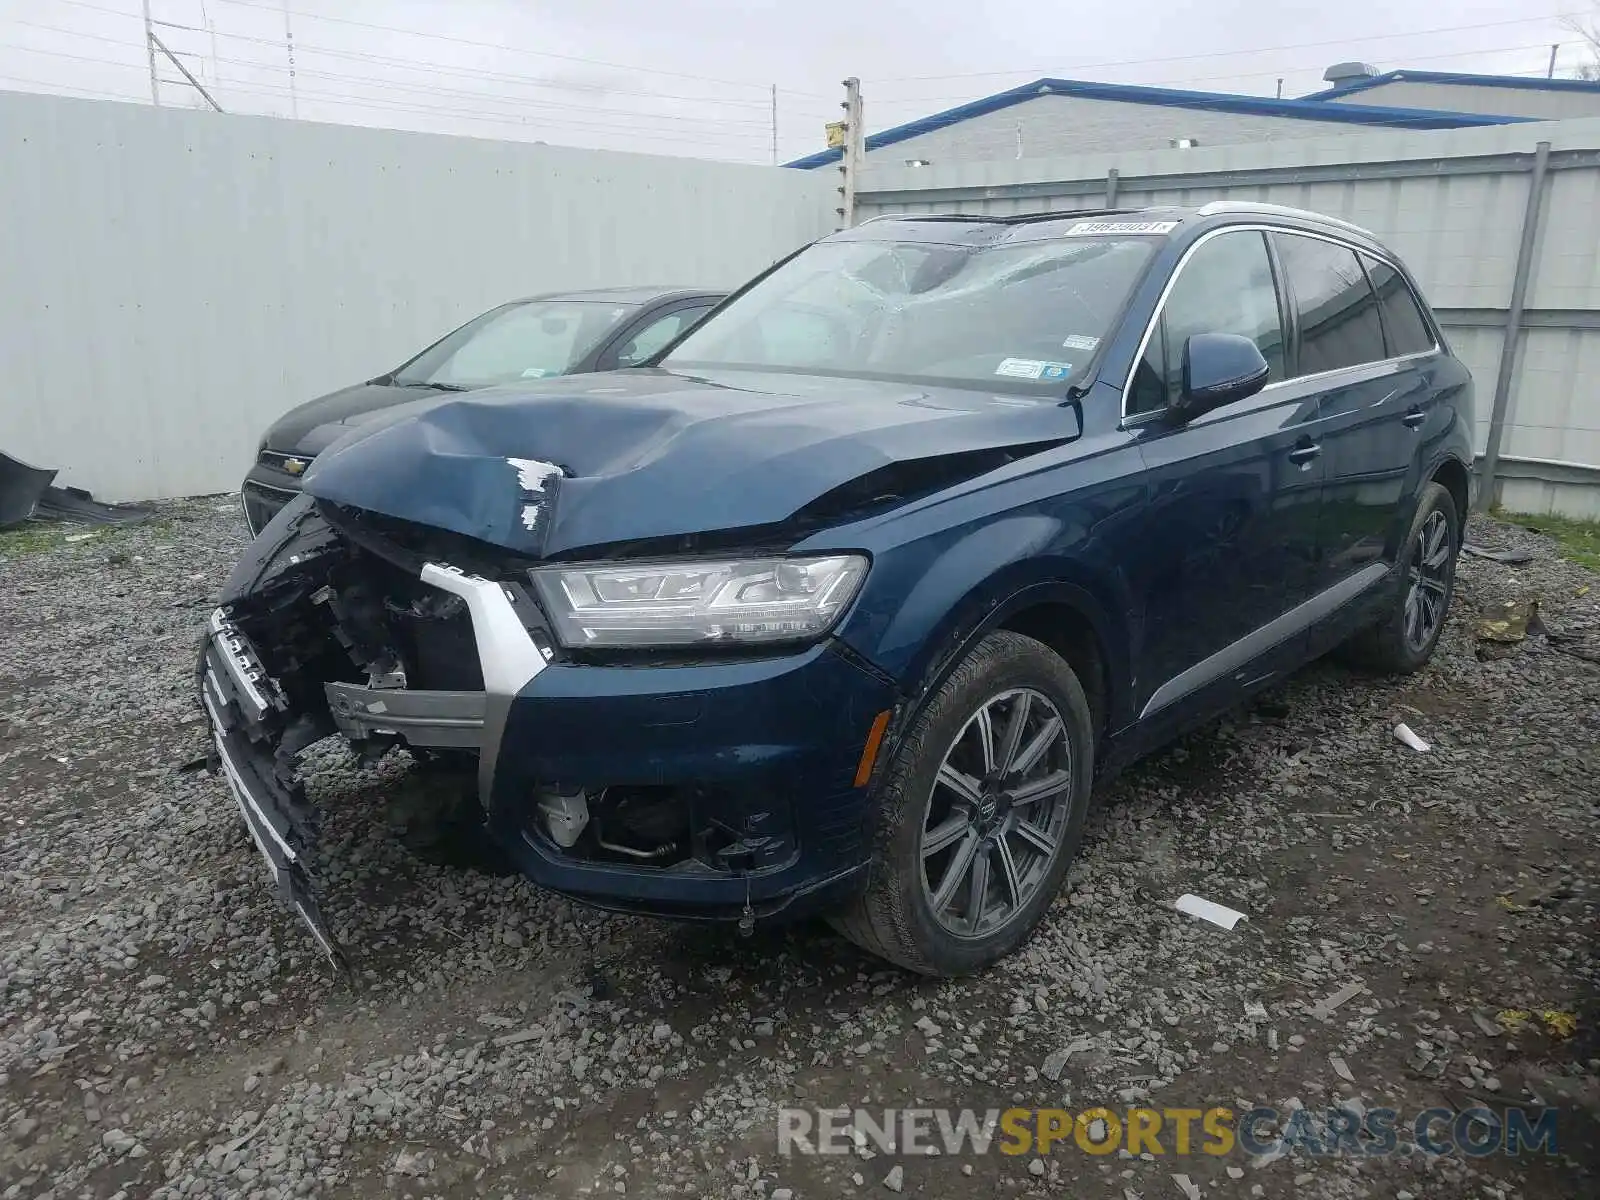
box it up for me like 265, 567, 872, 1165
201, 203, 1473, 976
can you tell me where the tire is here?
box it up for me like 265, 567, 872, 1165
831, 630, 1094, 976
1341, 481, 1460, 674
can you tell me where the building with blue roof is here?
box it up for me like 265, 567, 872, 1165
785, 72, 1559, 170
1300, 68, 1600, 122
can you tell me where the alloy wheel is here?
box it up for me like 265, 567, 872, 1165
918, 687, 1074, 939
1404, 509, 1452, 652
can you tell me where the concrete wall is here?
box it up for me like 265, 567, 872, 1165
0, 91, 834, 500
1324, 81, 1600, 122
857, 116, 1600, 517
862, 94, 1407, 166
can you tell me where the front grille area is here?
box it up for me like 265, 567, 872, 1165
241, 481, 296, 536
257, 450, 315, 473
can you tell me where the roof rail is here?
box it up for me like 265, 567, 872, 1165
856, 207, 1141, 226
1195, 200, 1377, 240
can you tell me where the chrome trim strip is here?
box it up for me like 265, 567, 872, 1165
1139, 562, 1390, 720
211, 727, 297, 870
1118, 223, 1439, 427
419, 563, 548, 806
324, 681, 487, 749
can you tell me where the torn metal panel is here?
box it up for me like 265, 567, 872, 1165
302, 368, 1081, 558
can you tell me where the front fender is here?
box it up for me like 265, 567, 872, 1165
835, 514, 1137, 728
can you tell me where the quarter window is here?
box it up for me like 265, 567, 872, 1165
1361, 255, 1435, 357
1128, 230, 1285, 415
1274, 234, 1386, 376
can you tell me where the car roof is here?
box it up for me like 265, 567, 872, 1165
519, 286, 725, 305
837, 202, 1390, 255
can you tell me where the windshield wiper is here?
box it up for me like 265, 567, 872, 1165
396, 379, 469, 391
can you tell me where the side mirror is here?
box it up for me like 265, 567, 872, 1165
1172, 332, 1270, 421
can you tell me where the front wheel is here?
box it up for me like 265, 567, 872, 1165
1341, 481, 1460, 674
831, 630, 1094, 976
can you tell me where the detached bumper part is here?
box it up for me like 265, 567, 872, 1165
201, 610, 348, 973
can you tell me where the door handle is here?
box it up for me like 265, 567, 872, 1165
1287, 442, 1321, 466
1403, 407, 1426, 430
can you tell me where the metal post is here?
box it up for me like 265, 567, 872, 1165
837, 77, 864, 228
1478, 140, 1552, 511
281, 0, 299, 118
1104, 168, 1120, 207
150, 32, 225, 112
770, 84, 778, 166
1547, 44, 1559, 79
142, 0, 160, 105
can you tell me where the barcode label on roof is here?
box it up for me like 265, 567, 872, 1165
1063, 220, 1179, 236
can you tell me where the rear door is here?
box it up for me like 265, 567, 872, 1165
1271, 233, 1434, 592
1127, 227, 1325, 722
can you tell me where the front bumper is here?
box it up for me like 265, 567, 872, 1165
200, 532, 897, 954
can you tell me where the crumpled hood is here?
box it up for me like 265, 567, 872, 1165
302, 368, 1080, 558
262, 381, 452, 453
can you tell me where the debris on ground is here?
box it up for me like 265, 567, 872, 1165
1392, 722, 1431, 752
0, 449, 56, 527
1461, 542, 1535, 565
1173, 893, 1247, 930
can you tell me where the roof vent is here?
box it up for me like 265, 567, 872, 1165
1323, 62, 1379, 85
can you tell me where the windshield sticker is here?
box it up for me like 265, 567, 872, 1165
996, 358, 1072, 380
1063, 219, 1179, 236
1061, 334, 1100, 352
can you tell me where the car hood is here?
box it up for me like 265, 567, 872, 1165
301, 368, 1081, 559
262, 381, 454, 453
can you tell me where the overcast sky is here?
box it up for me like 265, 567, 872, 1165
1, 0, 1593, 164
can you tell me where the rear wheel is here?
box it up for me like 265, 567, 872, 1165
1342, 481, 1459, 673
831, 630, 1094, 976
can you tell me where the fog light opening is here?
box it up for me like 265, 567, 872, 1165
536, 789, 590, 848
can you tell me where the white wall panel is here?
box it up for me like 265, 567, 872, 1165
0, 92, 832, 500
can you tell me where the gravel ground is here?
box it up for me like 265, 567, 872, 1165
2, 500, 1596, 1200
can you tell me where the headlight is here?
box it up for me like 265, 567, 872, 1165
530, 554, 869, 648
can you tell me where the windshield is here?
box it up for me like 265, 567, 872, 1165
661, 235, 1156, 389
393, 300, 637, 388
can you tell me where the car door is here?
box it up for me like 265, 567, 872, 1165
595, 302, 717, 371
1272, 233, 1432, 594
1126, 227, 1326, 723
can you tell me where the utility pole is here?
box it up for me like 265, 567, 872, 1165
150, 31, 225, 111
142, 0, 160, 105
836, 77, 864, 229
1275, 78, 1283, 99
770, 84, 778, 166
1547, 43, 1559, 79
282, 0, 300, 118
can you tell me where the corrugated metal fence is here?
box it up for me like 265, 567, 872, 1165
0, 92, 833, 500
857, 117, 1600, 518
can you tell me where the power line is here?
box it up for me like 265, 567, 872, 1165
41, 0, 836, 111
0, 70, 146, 102
205, 0, 832, 96
869, 10, 1584, 85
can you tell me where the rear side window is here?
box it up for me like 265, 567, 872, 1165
1274, 233, 1386, 376
1128, 230, 1285, 415
1361, 254, 1435, 357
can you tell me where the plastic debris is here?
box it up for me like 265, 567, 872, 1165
1471, 1011, 1505, 1037
1461, 543, 1534, 565
1174, 894, 1247, 930
1313, 982, 1367, 1018
1476, 599, 1540, 644
1244, 1000, 1269, 1021
1041, 1037, 1093, 1081
1172, 1174, 1202, 1200
1329, 1054, 1355, 1082
1393, 723, 1431, 752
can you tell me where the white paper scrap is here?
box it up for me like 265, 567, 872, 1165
1394, 722, 1431, 752
1174, 894, 1247, 930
